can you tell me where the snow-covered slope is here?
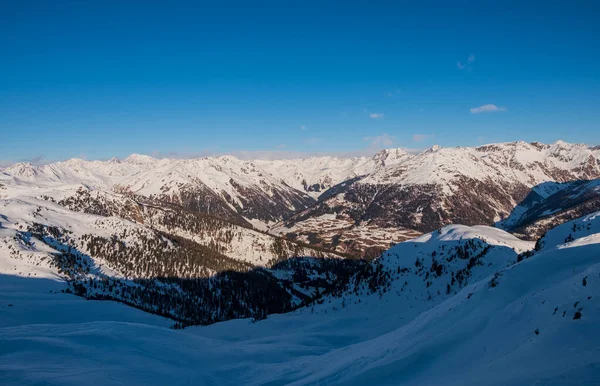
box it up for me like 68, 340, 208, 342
535, 210, 600, 252
0, 181, 357, 325
1, 216, 598, 385
499, 178, 600, 239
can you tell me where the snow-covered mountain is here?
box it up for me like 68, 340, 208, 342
0, 181, 360, 325
4, 140, 599, 257
3, 154, 316, 227
275, 141, 600, 255
2, 148, 415, 228
255, 147, 412, 198
1, 209, 598, 385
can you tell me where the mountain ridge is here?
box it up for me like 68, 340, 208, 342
3, 140, 600, 257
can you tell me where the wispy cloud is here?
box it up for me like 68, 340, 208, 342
412, 134, 434, 142
470, 104, 507, 114
386, 89, 401, 97
303, 137, 320, 145
300, 125, 307, 131
224, 150, 322, 160
0, 155, 53, 168
369, 112, 384, 119
457, 53, 475, 70
364, 133, 395, 148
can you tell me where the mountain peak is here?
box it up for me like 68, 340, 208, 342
4, 162, 37, 178
372, 148, 412, 166
124, 154, 156, 164
554, 139, 569, 146
108, 157, 121, 164
217, 155, 241, 163
418, 144, 442, 155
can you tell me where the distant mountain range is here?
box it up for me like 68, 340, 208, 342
276, 141, 600, 254
2, 140, 599, 258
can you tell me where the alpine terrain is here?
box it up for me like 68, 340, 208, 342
1, 140, 599, 385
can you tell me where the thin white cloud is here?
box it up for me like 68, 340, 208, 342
470, 104, 507, 114
300, 125, 307, 131
369, 112, 384, 119
0, 155, 52, 168
226, 150, 320, 160
303, 137, 320, 145
386, 89, 402, 97
364, 133, 395, 148
458, 53, 475, 70
412, 134, 434, 142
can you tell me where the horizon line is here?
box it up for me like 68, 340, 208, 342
1, 139, 597, 169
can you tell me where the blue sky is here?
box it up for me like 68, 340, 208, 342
1, 0, 599, 163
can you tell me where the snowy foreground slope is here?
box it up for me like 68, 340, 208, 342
1, 216, 599, 385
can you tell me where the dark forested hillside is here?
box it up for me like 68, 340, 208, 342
13, 221, 365, 326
